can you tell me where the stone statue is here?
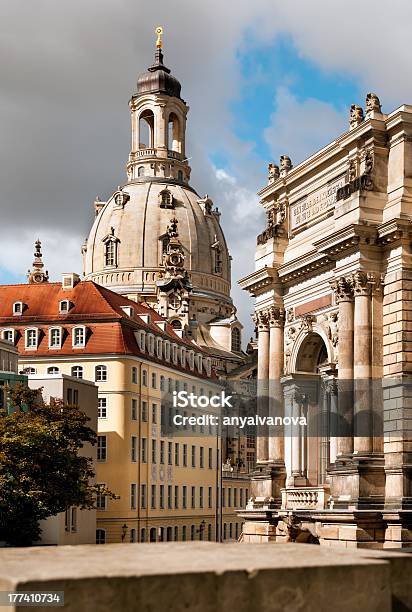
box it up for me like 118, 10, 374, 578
328, 312, 339, 347
278, 514, 319, 544
280, 155, 292, 176
365, 92, 382, 114
348, 159, 357, 182
349, 104, 364, 129
268, 162, 280, 184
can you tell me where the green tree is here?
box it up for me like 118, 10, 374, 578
0, 383, 116, 546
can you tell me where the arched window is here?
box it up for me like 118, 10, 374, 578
47, 367, 59, 375
139, 109, 154, 149
190, 525, 195, 541
208, 524, 212, 541
96, 529, 106, 544
22, 367, 36, 375
168, 113, 181, 153
171, 319, 182, 330
174, 526, 178, 541
71, 366, 83, 379
130, 528, 137, 543
166, 526, 172, 541
95, 365, 108, 382
231, 328, 241, 353
177, 170, 183, 182
137, 166, 145, 177
141, 528, 146, 543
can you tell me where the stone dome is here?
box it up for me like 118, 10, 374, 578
136, 49, 182, 100
83, 179, 232, 309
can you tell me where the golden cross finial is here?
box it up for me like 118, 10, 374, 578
155, 26, 163, 49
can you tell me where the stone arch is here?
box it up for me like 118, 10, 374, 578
290, 324, 333, 374
139, 109, 155, 148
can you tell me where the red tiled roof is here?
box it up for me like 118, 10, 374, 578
0, 281, 215, 379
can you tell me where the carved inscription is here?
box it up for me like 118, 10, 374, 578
290, 175, 345, 231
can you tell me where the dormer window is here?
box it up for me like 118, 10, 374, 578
196, 354, 203, 372
13, 302, 24, 316
188, 350, 195, 370
164, 340, 171, 361
59, 300, 71, 314
72, 326, 86, 348
180, 347, 186, 367
25, 328, 38, 350
121, 306, 134, 318
158, 187, 174, 209
49, 327, 62, 349
102, 228, 120, 268
156, 337, 162, 359
2, 329, 15, 344
136, 330, 146, 352
147, 334, 155, 355
172, 344, 178, 364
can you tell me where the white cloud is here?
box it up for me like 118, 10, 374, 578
264, 87, 347, 165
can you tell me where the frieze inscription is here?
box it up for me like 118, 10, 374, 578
290, 175, 345, 231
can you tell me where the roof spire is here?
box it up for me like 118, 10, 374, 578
152, 26, 166, 69
27, 239, 49, 284
155, 26, 163, 49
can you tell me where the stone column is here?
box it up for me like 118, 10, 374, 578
268, 306, 285, 462
332, 277, 354, 457
256, 310, 270, 463
352, 271, 373, 454
329, 379, 338, 464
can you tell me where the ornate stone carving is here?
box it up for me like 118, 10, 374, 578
330, 277, 354, 303
268, 162, 280, 184
348, 159, 357, 182
323, 312, 339, 348
197, 194, 213, 214
269, 306, 285, 328
300, 314, 315, 332
284, 326, 297, 372
280, 155, 292, 176
159, 187, 174, 209
113, 187, 130, 208
286, 308, 295, 323
257, 201, 286, 245
360, 147, 374, 175
365, 92, 382, 114
253, 309, 270, 331
352, 270, 372, 296
349, 104, 364, 129
27, 239, 49, 285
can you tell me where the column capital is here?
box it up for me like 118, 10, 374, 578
268, 305, 285, 328
330, 276, 354, 303
351, 270, 381, 296
253, 309, 270, 331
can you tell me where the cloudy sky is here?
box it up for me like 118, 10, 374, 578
1, 0, 411, 339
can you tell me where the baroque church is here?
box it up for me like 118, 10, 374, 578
81, 30, 244, 375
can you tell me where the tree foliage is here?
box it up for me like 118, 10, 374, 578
0, 383, 116, 546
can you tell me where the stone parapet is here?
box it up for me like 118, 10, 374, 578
2, 542, 412, 611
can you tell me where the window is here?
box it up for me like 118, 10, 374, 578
182, 526, 187, 541
49, 327, 62, 348
142, 369, 148, 386
47, 367, 59, 375
141, 484, 146, 509
131, 483, 137, 510
223, 524, 227, 540
151, 372, 157, 388
132, 367, 138, 384
141, 400, 148, 421
168, 485, 172, 509
182, 486, 187, 509
95, 365, 107, 382
168, 378, 173, 393
96, 486, 107, 511
104, 239, 118, 267
97, 436, 107, 461
208, 487, 213, 509
59, 299, 71, 313
138, 166, 145, 177
160, 375, 165, 391
160, 441, 165, 464
191, 414, 196, 432
183, 444, 187, 467
229, 523, 233, 540
130, 529, 137, 543
141, 528, 146, 542
160, 485, 164, 509
200, 447, 204, 468
2, 329, 15, 344
208, 448, 213, 469
174, 443, 179, 466
131, 436, 137, 462
191, 445, 196, 468
72, 326, 86, 348
235, 523, 239, 540
208, 524, 212, 541
141, 438, 147, 463
174, 485, 179, 509
240, 489, 243, 508
234, 489, 238, 508
231, 327, 241, 352
174, 526, 179, 541
71, 366, 83, 379
200, 487, 204, 508
151, 439, 157, 464
152, 403, 157, 424
13, 301, 24, 315
151, 484, 156, 509
191, 525, 195, 541
96, 529, 106, 544
131, 398, 137, 420
191, 486, 195, 509
22, 367, 36, 375
98, 398, 107, 418
25, 328, 38, 349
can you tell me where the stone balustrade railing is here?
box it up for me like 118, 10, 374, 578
281, 485, 330, 510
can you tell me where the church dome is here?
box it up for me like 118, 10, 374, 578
136, 49, 182, 100
83, 180, 232, 308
